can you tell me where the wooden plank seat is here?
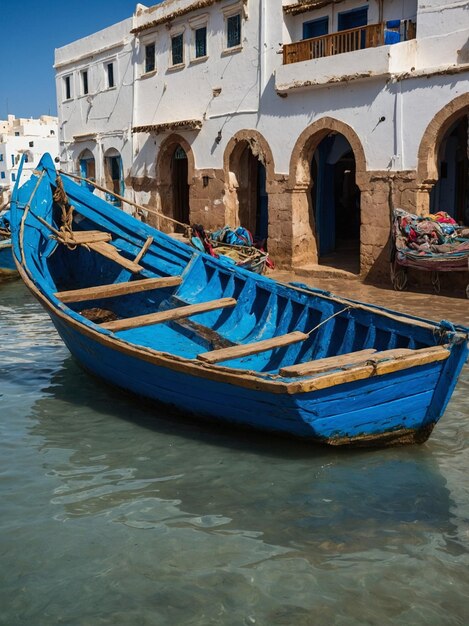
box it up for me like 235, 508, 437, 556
86, 241, 143, 273
279, 348, 378, 377
197, 331, 309, 364
280, 346, 448, 378
57, 230, 112, 245
57, 230, 143, 274
55, 275, 182, 304
101, 297, 237, 332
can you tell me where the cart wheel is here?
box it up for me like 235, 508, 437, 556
391, 261, 407, 291
431, 271, 441, 294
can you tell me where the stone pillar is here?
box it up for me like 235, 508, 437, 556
415, 183, 434, 216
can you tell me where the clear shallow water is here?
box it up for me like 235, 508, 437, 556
1, 281, 469, 626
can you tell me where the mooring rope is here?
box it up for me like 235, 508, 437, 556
306, 305, 353, 336
53, 176, 77, 248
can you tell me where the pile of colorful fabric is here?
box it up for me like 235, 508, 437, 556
392, 208, 469, 271
190, 225, 273, 274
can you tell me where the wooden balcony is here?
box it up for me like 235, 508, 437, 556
283, 22, 402, 65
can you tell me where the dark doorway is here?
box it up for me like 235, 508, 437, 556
231, 142, 269, 247
430, 115, 469, 225
172, 146, 190, 231
310, 133, 360, 272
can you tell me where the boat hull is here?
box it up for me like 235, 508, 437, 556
0, 239, 18, 279
48, 308, 461, 447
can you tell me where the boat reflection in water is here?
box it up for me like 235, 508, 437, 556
29, 358, 459, 562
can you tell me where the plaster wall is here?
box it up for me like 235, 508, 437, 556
54, 18, 134, 192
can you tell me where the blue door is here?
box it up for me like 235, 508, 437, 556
314, 137, 336, 256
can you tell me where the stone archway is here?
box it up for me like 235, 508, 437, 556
156, 134, 195, 233
287, 117, 366, 270
417, 93, 469, 218
223, 130, 275, 246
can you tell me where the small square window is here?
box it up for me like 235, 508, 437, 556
195, 27, 207, 58
227, 13, 241, 49
81, 70, 89, 95
64, 75, 72, 100
106, 62, 115, 88
171, 33, 184, 66
145, 43, 155, 73
14, 132, 20, 136
29, 141, 34, 147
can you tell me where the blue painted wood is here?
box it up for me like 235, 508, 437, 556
0, 239, 18, 276
8, 153, 469, 447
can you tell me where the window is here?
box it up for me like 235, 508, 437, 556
29, 141, 34, 147
24, 154, 29, 163
171, 33, 184, 66
11, 154, 14, 166
14, 132, 20, 137
338, 6, 368, 31
303, 17, 329, 39
106, 62, 115, 88
50, 130, 55, 136
0, 154, 3, 162
195, 27, 207, 58
145, 43, 155, 73
64, 75, 72, 100
11, 173, 16, 182
227, 13, 241, 48
0, 172, 5, 179
81, 70, 89, 95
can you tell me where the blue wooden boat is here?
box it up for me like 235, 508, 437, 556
9, 154, 469, 447
0, 238, 17, 278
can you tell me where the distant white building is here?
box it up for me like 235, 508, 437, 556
0, 115, 59, 206
54, 0, 469, 288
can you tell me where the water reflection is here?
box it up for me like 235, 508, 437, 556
28, 359, 458, 559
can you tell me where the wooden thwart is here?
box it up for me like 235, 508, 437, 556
101, 297, 237, 332
87, 241, 143, 273
197, 331, 309, 364
134, 236, 153, 264
58, 230, 112, 245
55, 275, 182, 303
280, 348, 378, 377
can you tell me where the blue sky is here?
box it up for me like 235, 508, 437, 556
1, 1, 157, 119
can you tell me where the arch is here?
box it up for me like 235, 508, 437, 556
156, 134, 195, 232
288, 117, 366, 188
287, 117, 366, 271
223, 130, 276, 183
223, 130, 275, 244
417, 93, 469, 184
77, 148, 96, 191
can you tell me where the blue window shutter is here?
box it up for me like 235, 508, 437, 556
303, 17, 329, 39
338, 7, 368, 31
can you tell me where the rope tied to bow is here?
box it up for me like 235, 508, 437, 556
53, 176, 77, 249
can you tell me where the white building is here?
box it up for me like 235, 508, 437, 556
54, 0, 469, 289
0, 115, 59, 207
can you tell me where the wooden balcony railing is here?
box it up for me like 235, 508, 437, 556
283, 22, 387, 65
